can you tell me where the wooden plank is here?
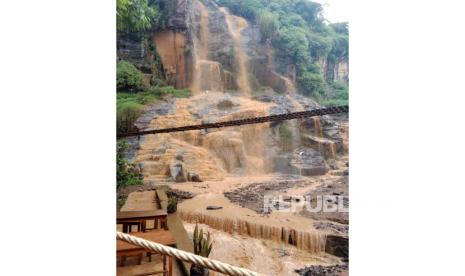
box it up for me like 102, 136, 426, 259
156, 189, 169, 211
117, 210, 167, 220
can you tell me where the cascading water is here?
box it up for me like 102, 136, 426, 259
311, 116, 337, 159
219, 7, 251, 95
179, 210, 326, 254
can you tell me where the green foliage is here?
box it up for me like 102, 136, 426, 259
298, 71, 325, 97
151, 78, 167, 87
192, 224, 213, 258
117, 84, 190, 134
167, 196, 178, 213
117, 100, 144, 135
190, 224, 212, 275
274, 26, 310, 63
293, 0, 324, 30
117, 61, 146, 92
117, 141, 143, 189
257, 11, 280, 41
330, 22, 348, 35
215, 0, 263, 20
327, 34, 348, 63
118, 195, 128, 210
152, 86, 191, 98
321, 81, 348, 106
117, 0, 160, 33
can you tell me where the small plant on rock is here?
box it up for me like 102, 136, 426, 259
190, 224, 213, 276
167, 196, 178, 213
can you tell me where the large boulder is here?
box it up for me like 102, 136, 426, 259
187, 172, 202, 182
170, 162, 187, 182
290, 149, 329, 176
325, 235, 349, 262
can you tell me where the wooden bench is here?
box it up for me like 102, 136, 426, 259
117, 210, 168, 233
117, 230, 176, 276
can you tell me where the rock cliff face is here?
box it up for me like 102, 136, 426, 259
117, 0, 194, 88
153, 30, 189, 88
319, 56, 349, 83
118, 0, 348, 91
151, 0, 193, 88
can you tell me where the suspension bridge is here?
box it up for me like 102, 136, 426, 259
117, 105, 348, 139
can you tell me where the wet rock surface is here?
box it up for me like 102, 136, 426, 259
224, 176, 311, 213
314, 221, 348, 236
295, 264, 348, 276
134, 100, 175, 131
299, 176, 349, 224
291, 149, 329, 176
166, 188, 195, 202
325, 235, 349, 262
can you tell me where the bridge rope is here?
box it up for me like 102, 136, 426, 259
117, 105, 348, 138
116, 231, 265, 276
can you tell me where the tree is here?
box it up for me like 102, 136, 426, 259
117, 0, 160, 33
298, 71, 325, 97
293, 0, 323, 29
274, 26, 310, 63
257, 11, 280, 41
330, 22, 349, 35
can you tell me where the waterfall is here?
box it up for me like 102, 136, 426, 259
179, 211, 327, 254
219, 7, 252, 95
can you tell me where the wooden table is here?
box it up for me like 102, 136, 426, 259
117, 210, 168, 232
117, 230, 176, 276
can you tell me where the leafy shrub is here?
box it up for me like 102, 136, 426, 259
297, 71, 326, 97
116, 85, 190, 134
321, 81, 348, 106
117, 61, 146, 92
117, 100, 144, 135
167, 196, 178, 213
151, 78, 168, 87
117, 140, 143, 189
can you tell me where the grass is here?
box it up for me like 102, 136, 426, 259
117, 85, 191, 135
321, 98, 348, 107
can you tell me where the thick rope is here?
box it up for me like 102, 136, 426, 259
116, 231, 265, 276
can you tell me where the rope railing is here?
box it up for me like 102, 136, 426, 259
117, 105, 348, 138
116, 231, 265, 276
